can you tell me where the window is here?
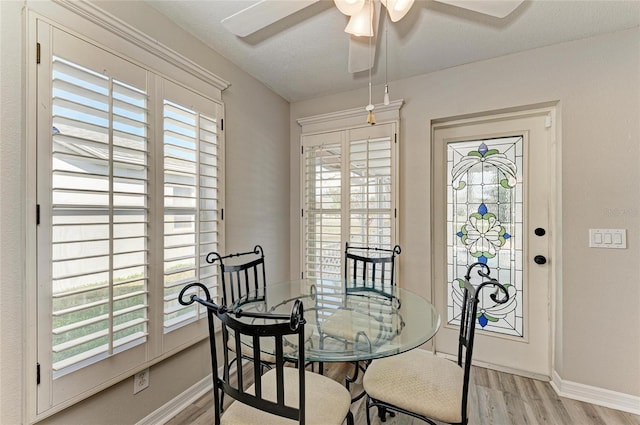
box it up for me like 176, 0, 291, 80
299, 112, 400, 280
33, 17, 226, 417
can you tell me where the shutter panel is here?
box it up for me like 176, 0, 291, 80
303, 142, 342, 281
50, 56, 149, 377
348, 135, 393, 248
163, 97, 221, 333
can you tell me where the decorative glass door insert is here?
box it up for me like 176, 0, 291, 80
447, 136, 522, 337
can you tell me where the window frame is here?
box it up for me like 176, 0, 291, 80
25, 4, 229, 421
297, 101, 403, 280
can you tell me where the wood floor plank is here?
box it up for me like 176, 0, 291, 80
533, 378, 575, 424
165, 363, 640, 425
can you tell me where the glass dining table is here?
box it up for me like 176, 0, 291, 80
229, 278, 441, 364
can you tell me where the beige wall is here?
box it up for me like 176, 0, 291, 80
291, 28, 640, 397
1, 1, 27, 424
0, 1, 290, 424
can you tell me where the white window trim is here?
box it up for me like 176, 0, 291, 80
297, 99, 403, 133
24, 2, 228, 422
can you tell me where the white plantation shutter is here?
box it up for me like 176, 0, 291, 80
50, 55, 149, 377
301, 123, 398, 280
35, 22, 226, 416
162, 89, 221, 333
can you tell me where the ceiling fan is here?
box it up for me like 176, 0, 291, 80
221, 0, 524, 73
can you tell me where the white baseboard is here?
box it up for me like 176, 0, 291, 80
136, 374, 213, 425
440, 348, 640, 416
551, 370, 640, 415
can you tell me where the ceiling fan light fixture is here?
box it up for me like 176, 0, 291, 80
334, 0, 365, 16
344, 0, 374, 36
381, 0, 415, 22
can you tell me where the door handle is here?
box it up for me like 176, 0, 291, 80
534, 255, 547, 265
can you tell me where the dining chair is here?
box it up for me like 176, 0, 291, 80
320, 242, 402, 398
206, 245, 275, 408
361, 262, 510, 425
178, 282, 354, 425
207, 245, 276, 365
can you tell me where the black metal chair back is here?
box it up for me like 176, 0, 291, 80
344, 242, 401, 293
207, 245, 266, 306
457, 262, 510, 424
178, 282, 307, 425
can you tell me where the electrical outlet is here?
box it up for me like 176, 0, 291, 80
134, 368, 149, 394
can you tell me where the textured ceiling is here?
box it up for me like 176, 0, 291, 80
146, 1, 640, 102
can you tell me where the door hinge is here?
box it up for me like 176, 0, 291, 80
301, 271, 304, 279
545, 115, 552, 128
301, 209, 304, 217
394, 133, 397, 144
220, 118, 224, 131
301, 145, 304, 155
36, 43, 41, 64
37, 363, 41, 385
394, 208, 397, 218
36, 204, 40, 225
221, 208, 224, 221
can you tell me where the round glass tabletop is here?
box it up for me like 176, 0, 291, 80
230, 278, 441, 363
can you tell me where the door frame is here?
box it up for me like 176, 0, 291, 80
430, 103, 560, 380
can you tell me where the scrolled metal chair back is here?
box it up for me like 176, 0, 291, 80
178, 282, 307, 424
207, 244, 266, 306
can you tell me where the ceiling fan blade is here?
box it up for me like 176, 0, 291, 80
221, 0, 320, 37
434, 0, 524, 18
348, 0, 381, 73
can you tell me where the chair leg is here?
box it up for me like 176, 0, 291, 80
345, 361, 359, 390
346, 411, 354, 425
365, 397, 373, 425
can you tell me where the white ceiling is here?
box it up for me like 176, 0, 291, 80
146, 0, 640, 102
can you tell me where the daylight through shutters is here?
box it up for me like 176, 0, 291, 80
51, 56, 149, 377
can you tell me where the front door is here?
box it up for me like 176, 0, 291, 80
432, 106, 556, 379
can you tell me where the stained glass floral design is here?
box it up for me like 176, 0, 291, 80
447, 138, 523, 337
457, 203, 510, 264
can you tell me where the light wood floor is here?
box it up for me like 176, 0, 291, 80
166, 362, 640, 425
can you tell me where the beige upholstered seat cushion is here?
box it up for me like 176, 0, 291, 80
363, 349, 464, 424
221, 367, 352, 425
321, 309, 382, 342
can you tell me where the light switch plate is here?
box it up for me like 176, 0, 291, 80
589, 229, 626, 249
